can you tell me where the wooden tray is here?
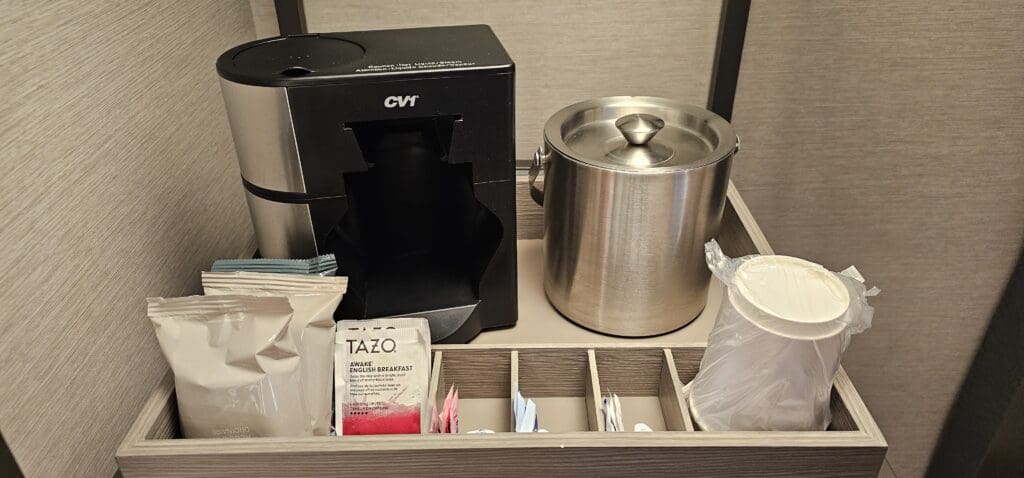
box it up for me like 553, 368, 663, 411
117, 342, 885, 477
117, 182, 887, 477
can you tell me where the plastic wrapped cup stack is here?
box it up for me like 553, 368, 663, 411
687, 240, 878, 431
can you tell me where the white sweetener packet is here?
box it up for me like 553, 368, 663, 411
334, 318, 430, 435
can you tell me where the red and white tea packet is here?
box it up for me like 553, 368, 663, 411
335, 318, 431, 435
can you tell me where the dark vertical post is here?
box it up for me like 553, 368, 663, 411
928, 243, 1024, 477
0, 430, 23, 478
706, 0, 751, 122
274, 0, 307, 36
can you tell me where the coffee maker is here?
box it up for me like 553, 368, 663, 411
216, 25, 518, 343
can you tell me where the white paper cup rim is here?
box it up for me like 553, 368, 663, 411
731, 255, 851, 340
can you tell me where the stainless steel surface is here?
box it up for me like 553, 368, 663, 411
538, 96, 736, 337
615, 113, 665, 145
529, 146, 549, 206
547, 96, 737, 173
219, 79, 307, 193
243, 190, 317, 259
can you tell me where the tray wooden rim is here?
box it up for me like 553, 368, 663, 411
118, 344, 886, 459
117, 182, 887, 474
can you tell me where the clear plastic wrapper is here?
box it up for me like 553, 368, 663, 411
688, 240, 879, 431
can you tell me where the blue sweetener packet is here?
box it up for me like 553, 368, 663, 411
211, 254, 338, 276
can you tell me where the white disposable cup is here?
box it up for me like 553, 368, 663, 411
688, 256, 853, 431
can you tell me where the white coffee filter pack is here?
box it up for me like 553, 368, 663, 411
201, 271, 348, 436
687, 240, 879, 431
146, 295, 311, 438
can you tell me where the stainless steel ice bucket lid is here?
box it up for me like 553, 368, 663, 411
530, 96, 739, 336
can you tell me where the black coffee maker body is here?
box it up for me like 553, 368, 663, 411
216, 25, 518, 343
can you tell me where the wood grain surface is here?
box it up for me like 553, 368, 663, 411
286, 0, 722, 163
118, 344, 886, 478
439, 348, 511, 399
594, 347, 667, 396
517, 347, 591, 397
830, 388, 860, 433
730, 2, 1024, 475
0, 2, 256, 476
671, 347, 707, 384
120, 444, 884, 478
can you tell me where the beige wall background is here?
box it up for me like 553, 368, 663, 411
0, 1, 256, 476
1, 1, 1019, 477
731, 1, 1024, 476
253, 0, 724, 163
278, 1, 1024, 476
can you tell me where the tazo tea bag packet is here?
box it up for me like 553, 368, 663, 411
335, 318, 431, 435
201, 271, 348, 436
211, 254, 338, 276
146, 295, 311, 438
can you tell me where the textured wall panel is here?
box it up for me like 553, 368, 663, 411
299, 0, 722, 162
0, 1, 255, 476
249, 0, 279, 38
731, 2, 1024, 476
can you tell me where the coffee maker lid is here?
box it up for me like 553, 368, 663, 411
217, 25, 514, 87
227, 35, 366, 81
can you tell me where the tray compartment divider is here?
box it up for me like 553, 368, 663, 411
586, 349, 604, 432
660, 349, 694, 431
426, 350, 444, 434
510, 350, 519, 431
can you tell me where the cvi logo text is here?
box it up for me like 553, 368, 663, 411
384, 95, 419, 108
